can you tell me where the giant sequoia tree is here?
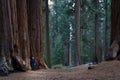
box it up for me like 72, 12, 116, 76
0, 0, 47, 70
27, 0, 47, 69
106, 0, 120, 60
111, 0, 120, 43
16, 0, 31, 70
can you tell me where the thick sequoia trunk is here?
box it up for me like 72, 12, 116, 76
27, 0, 47, 69
0, 0, 25, 70
10, 0, 20, 57
0, 0, 47, 71
111, 0, 120, 43
0, 0, 4, 66
107, 0, 120, 60
16, 0, 31, 70
0, 0, 13, 70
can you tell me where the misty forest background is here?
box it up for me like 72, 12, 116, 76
43, 0, 111, 68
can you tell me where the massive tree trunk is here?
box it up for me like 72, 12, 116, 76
0, 0, 5, 67
27, 0, 47, 69
111, 0, 120, 43
0, 0, 14, 70
16, 0, 31, 70
0, 0, 21, 70
0, 0, 47, 71
108, 0, 120, 60
10, 0, 20, 57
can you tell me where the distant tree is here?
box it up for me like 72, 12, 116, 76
92, 0, 107, 63
104, 0, 109, 59
49, 0, 74, 66
74, 0, 81, 66
45, 0, 51, 68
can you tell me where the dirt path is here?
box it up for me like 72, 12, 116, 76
0, 60, 120, 80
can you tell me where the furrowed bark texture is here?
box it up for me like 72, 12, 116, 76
0, 0, 47, 70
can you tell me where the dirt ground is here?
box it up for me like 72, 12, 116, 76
0, 60, 120, 80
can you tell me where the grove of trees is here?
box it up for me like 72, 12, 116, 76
1, 0, 120, 72
44, 0, 111, 67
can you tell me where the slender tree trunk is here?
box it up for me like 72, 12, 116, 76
69, 38, 72, 66
104, 0, 109, 60
93, 14, 98, 63
74, 0, 81, 66
98, 0, 103, 63
64, 36, 70, 66
45, 0, 51, 68
93, 0, 99, 64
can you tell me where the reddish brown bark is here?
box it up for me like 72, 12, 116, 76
16, 0, 31, 70
0, 0, 13, 69
111, 0, 120, 44
27, 0, 47, 69
107, 0, 120, 61
0, 0, 47, 70
10, 0, 20, 57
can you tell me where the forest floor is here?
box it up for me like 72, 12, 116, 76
0, 60, 120, 80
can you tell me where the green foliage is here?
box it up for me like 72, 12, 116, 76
49, 0, 74, 66
43, 0, 111, 67
51, 35, 64, 65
